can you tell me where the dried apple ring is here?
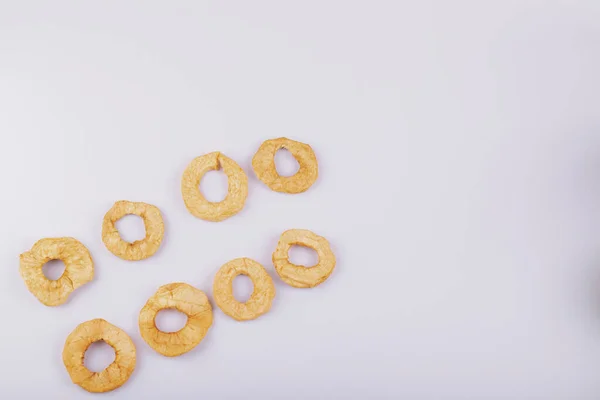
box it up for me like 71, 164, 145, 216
181, 152, 248, 222
273, 229, 336, 288
252, 137, 318, 194
19, 237, 93, 306
62, 318, 136, 393
213, 258, 275, 321
102, 200, 164, 261
139, 282, 213, 357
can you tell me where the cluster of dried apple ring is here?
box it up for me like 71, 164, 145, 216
180, 137, 318, 222
19, 138, 334, 394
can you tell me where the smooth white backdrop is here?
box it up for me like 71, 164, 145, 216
1, 1, 599, 399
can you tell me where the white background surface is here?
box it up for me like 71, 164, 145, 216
0, 1, 599, 399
